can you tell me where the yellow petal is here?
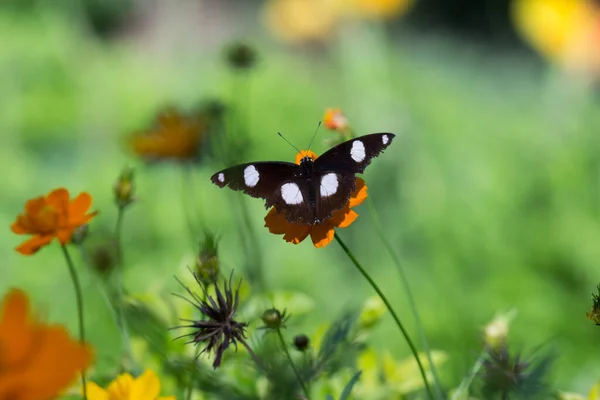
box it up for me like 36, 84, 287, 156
130, 370, 161, 400
84, 382, 110, 400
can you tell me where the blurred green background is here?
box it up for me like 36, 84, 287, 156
2, 0, 600, 396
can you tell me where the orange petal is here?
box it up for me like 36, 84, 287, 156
10, 219, 28, 234
15, 234, 54, 255
46, 188, 70, 212
310, 221, 335, 248
0, 289, 35, 366
6, 326, 93, 400
336, 210, 359, 228
68, 193, 92, 218
56, 228, 75, 245
294, 150, 319, 165
349, 178, 368, 208
24, 197, 46, 215
264, 208, 310, 244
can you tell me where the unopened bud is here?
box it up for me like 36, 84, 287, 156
113, 166, 135, 209
293, 334, 310, 351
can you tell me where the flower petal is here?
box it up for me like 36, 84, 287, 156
0, 289, 35, 366
56, 228, 75, 245
337, 210, 359, 228
130, 370, 161, 400
10, 219, 28, 234
68, 193, 92, 219
310, 221, 335, 248
282, 223, 311, 244
294, 150, 319, 165
15, 234, 54, 255
46, 188, 70, 210
264, 208, 291, 234
349, 178, 368, 208
11, 326, 92, 400
107, 373, 134, 397
24, 197, 46, 215
84, 382, 110, 400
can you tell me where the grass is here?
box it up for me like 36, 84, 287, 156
2, 5, 600, 398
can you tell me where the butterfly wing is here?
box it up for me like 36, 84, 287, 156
314, 133, 396, 174
310, 133, 396, 223
211, 162, 315, 222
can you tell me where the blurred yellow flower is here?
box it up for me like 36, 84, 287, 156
86, 369, 174, 400
263, 0, 339, 43
559, 382, 600, 399
346, 0, 414, 20
0, 288, 92, 400
512, 0, 600, 73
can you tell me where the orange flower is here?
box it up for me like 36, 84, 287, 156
264, 150, 368, 248
11, 188, 98, 255
0, 289, 93, 399
130, 108, 209, 162
323, 108, 350, 132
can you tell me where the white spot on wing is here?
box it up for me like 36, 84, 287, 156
382, 135, 389, 145
281, 183, 303, 205
218, 173, 225, 183
244, 165, 260, 187
320, 173, 338, 197
351, 140, 366, 162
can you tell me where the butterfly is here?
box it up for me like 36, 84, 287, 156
210, 133, 396, 225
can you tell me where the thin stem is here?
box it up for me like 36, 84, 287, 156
235, 193, 265, 291
239, 338, 269, 376
365, 197, 443, 399
451, 351, 486, 400
185, 291, 207, 400
60, 244, 88, 400
181, 166, 199, 244
114, 206, 134, 368
277, 329, 310, 400
334, 233, 433, 400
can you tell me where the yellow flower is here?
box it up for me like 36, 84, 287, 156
345, 0, 414, 20
0, 288, 92, 400
512, 0, 600, 73
86, 370, 174, 400
263, 0, 339, 43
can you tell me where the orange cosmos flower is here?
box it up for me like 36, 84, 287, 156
512, 0, 600, 74
11, 188, 98, 255
323, 108, 350, 132
130, 108, 209, 162
264, 150, 368, 248
0, 289, 93, 399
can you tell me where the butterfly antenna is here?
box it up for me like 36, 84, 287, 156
306, 120, 322, 151
277, 132, 301, 153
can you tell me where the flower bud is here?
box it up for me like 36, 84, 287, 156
195, 231, 220, 285
113, 166, 135, 209
293, 334, 310, 351
262, 308, 284, 329
226, 42, 257, 70
71, 224, 89, 245
483, 310, 516, 350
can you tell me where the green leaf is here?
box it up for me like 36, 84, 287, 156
339, 370, 362, 400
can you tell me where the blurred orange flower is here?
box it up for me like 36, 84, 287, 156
11, 188, 98, 255
0, 288, 92, 399
85, 369, 175, 400
512, 0, 600, 74
264, 150, 368, 248
323, 108, 350, 132
130, 108, 209, 162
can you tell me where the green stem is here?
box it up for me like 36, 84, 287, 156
365, 197, 443, 399
181, 166, 199, 244
114, 206, 134, 369
451, 351, 486, 400
60, 244, 88, 400
277, 329, 310, 400
185, 291, 207, 400
334, 233, 433, 400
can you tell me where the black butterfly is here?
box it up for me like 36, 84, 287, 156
210, 133, 396, 225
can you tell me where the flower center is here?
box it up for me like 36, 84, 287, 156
30, 205, 59, 234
